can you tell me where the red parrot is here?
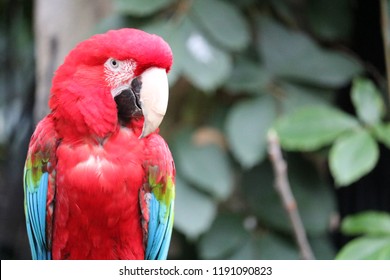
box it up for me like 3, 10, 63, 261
23, 28, 175, 260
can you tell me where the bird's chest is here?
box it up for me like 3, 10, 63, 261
57, 132, 145, 192
52, 131, 146, 259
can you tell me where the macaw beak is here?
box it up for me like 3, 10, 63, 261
138, 67, 169, 138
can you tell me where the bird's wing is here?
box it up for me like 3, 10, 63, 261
24, 116, 58, 260
140, 134, 175, 260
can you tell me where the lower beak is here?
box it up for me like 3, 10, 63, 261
138, 67, 169, 138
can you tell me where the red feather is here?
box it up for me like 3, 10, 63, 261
52, 122, 147, 259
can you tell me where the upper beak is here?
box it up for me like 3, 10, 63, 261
138, 67, 169, 138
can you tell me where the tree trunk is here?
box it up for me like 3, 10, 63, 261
34, 0, 113, 123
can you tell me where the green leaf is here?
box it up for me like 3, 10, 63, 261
180, 18, 232, 91
329, 129, 379, 186
229, 233, 299, 260
243, 162, 289, 232
199, 214, 249, 259
269, 0, 296, 26
351, 77, 385, 125
191, 0, 250, 51
174, 176, 217, 239
173, 129, 234, 200
280, 82, 333, 114
307, 0, 353, 41
94, 15, 128, 34
309, 235, 336, 260
243, 155, 335, 235
257, 17, 362, 87
225, 95, 276, 168
275, 106, 359, 151
373, 122, 390, 149
336, 236, 390, 260
144, 16, 240, 89
224, 58, 270, 95
288, 156, 336, 235
225, 0, 256, 8
114, 0, 175, 16
142, 20, 185, 85
341, 211, 390, 236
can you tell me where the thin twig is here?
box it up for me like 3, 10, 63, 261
267, 129, 315, 260
380, 0, 390, 102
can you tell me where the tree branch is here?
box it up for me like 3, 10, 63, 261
267, 129, 315, 260
380, 0, 390, 102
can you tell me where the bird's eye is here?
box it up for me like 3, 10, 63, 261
108, 58, 120, 69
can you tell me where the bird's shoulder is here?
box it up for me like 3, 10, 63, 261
27, 115, 59, 174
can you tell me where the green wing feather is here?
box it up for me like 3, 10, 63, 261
140, 134, 175, 260
24, 116, 58, 260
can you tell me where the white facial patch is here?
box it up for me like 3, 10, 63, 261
104, 59, 137, 96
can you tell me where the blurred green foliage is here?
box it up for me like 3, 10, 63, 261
275, 77, 388, 187
337, 211, 390, 259
100, 0, 390, 260
104, 0, 376, 259
0, 0, 35, 259
2, 0, 389, 260
0, 1, 34, 152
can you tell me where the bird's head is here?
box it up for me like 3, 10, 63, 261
49, 28, 172, 139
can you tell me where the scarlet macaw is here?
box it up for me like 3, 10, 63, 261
23, 28, 175, 259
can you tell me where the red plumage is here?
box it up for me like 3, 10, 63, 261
25, 28, 174, 259
52, 120, 147, 259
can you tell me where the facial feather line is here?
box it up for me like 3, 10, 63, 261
104, 59, 137, 93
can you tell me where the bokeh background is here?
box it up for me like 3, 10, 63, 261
2, 0, 390, 260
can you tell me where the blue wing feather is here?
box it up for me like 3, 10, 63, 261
145, 196, 157, 259
157, 201, 174, 259
140, 134, 175, 260
24, 170, 51, 259
145, 195, 158, 258
24, 116, 57, 260
144, 194, 173, 260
